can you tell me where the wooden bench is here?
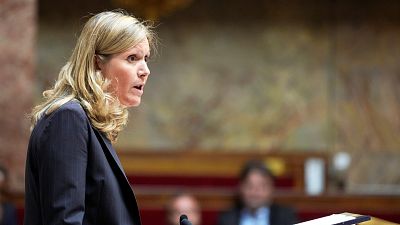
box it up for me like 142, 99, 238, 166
119, 150, 330, 225
119, 150, 330, 193
135, 191, 400, 225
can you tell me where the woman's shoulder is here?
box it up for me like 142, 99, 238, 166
36, 100, 89, 130
51, 100, 87, 119
35, 100, 90, 140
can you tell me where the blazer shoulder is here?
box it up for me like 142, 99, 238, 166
35, 100, 90, 138
52, 100, 87, 118
270, 203, 298, 224
40, 100, 89, 126
270, 203, 296, 213
217, 208, 239, 225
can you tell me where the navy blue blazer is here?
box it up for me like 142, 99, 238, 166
216, 203, 297, 225
25, 100, 141, 225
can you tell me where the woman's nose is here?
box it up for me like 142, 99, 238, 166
138, 62, 150, 79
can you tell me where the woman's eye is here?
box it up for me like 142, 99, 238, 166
127, 55, 136, 62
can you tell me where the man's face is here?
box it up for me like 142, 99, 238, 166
167, 195, 201, 225
239, 170, 273, 210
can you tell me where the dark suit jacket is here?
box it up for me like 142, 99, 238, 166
217, 203, 297, 225
1, 202, 18, 225
25, 101, 141, 225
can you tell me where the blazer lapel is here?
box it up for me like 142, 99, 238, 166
234, 209, 241, 225
97, 131, 126, 176
94, 129, 142, 225
269, 204, 278, 225
94, 129, 132, 188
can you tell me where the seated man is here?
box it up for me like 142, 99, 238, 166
0, 165, 18, 225
217, 160, 297, 225
165, 192, 202, 225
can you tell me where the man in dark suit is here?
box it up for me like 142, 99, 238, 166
0, 166, 18, 225
217, 160, 297, 225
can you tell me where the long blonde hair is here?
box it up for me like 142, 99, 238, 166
31, 10, 156, 142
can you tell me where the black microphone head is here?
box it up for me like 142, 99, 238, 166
179, 214, 192, 225
180, 214, 188, 222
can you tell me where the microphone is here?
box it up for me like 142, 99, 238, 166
180, 214, 192, 225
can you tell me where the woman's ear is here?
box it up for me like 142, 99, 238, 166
94, 55, 103, 71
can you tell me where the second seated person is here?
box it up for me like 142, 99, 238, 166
165, 192, 202, 225
217, 160, 297, 225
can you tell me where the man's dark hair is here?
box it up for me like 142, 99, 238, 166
239, 159, 275, 183
233, 159, 275, 209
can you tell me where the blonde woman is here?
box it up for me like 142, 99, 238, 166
25, 11, 155, 225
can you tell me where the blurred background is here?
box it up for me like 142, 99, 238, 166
1, 0, 399, 224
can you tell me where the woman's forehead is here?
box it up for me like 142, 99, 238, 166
124, 39, 150, 55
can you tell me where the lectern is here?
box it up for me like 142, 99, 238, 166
294, 212, 371, 225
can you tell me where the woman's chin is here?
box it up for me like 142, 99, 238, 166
121, 98, 141, 108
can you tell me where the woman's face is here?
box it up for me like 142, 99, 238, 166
98, 38, 151, 107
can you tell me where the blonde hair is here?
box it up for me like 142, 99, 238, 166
31, 10, 156, 142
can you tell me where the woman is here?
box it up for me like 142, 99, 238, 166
25, 11, 155, 225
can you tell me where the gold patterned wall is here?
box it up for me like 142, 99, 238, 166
111, 0, 193, 20
37, 0, 400, 190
